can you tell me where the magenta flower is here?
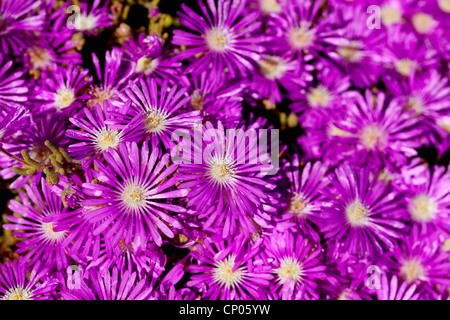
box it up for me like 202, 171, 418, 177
377, 274, 420, 300
81, 140, 188, 248
322, 165, 405, 255
0, 53, 28, 108
173, 0, 265, 79
0, 257, 56, 300
186, 234, 273, 299
264, 230, 326, 300
4, 178, 70, 271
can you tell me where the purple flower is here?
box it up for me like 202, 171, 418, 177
66, 101, 141, 168
321, 165, 405, 256
34, 63, 91, 114
0, 0, 44, 55
113, 78, 202, 151
264, 230, 326, 300
380, 226, 450, 299
64, 0, 113, 35
123, 33, 187, 85
177, 121, 277, 238
186, 234, 273, 299
173, 0, 265, 79
4, 178, 70, 271
377, 274, 420, 300
277, 156, 329, 243
0, 257, 56, 300
0, 53, 29, 108
81, 140, 188, 248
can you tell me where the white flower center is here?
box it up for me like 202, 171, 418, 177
288, 25, 315, 50
208, 157, 236, 185
95, 128, 121, 152
259, 0, 281, 14
412, 12, 437, 34
88, 86, 114, 108
307, 86, 331, 108
27, 46, 52, 69
74, 14, 99, 31
395, 59, 417, 77
337, 41, 363, 63
439, 0, 450, 13
405, 96, 424, 114
205, 27, 231, 52
358, 123, 388, 150
135, 56, 159, 75
258, 55, 288, 80
121, 182, 148, 211
144, 109, 168, 134
213, 256, 244, 288
345, 200, 369, 227
409, 194, 437, 223
54, 87, 75, 110
288, 192, 309, 217
400, 259, 425, 284
381, 5, 402, 26
2, 287, 32, 300
41, 222, 67, 242
276, 256, 303, 284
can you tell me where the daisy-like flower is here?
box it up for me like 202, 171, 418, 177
65, 0, 113, 35
264, 230, 326, 300
85, 236, 167, 280
188, 71, 244, 127
123, 33, 187, 86
4, 178, 70, 271
321, 165, 405, 256
177, 121, 277, 238
186, 234, 273, 300
0, 53, 29, 108
0, 0, 44, 55
376, 274, 420, 300
265, 0, 331, 62
60, 266, 154, 300
23, 3, 82, 74
381, 226, 450, 299
81, 140, 188, 249
249, 52, 310, 103
113, 78, 202, 151
394, 162, 450, 236
324, 7, 386, 88
87, 47, 132, 109
0, 257, 56, 300
34, 63, 91, 114
277, 156, 329, 243
308, 89, 422, 170
289, 65, 351, 127
382, 26, 439, 80
387, 70, 450, 149
66, 101, 142, 168
173, 0, 265, 79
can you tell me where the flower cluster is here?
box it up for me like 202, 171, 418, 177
0, 0, 449, 301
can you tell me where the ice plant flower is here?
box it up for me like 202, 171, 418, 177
0, 0, 44, 54
264, 230, 326, 300
186, 234, 273, 299
173, 0, 265, 79
65, 0, 113, 35
4, 179, 70, 271
81, 140, 188, 248
114, 78, 202, 151
376, 274, 420, 300
321, 165, 405, 256
177, 121, 277, 238
34, 63, 91, 114
0, 257, 56, 300
278, 156, 329, 243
